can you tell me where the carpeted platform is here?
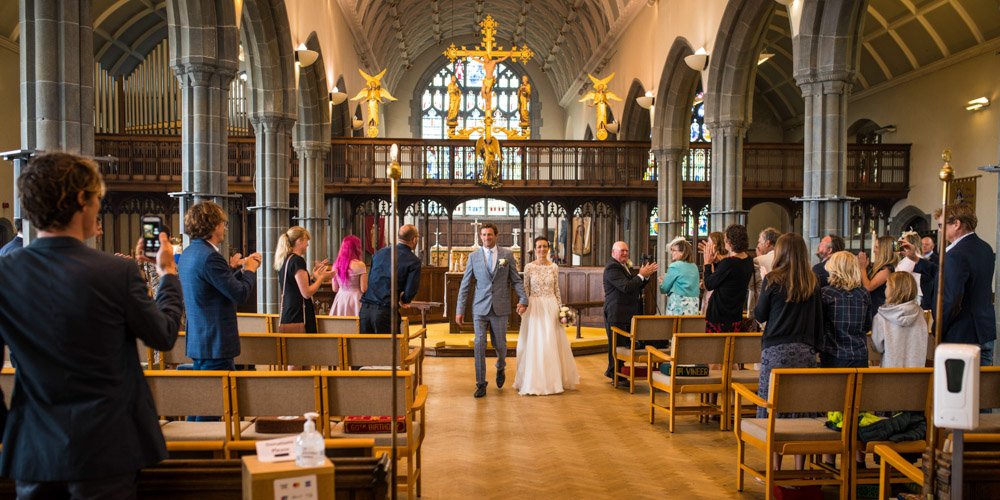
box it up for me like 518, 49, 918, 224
415, 322, 608, 357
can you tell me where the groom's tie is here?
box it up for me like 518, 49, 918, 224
487, 248, 495, 276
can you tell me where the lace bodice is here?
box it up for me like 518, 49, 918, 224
524, 261, 562, 301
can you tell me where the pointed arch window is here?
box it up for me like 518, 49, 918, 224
420, 60, 524, 139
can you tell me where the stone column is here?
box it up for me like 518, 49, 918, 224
251, 115, 294, 314
705, 121, 748, 231
294, 143, 330, 266
20, 0, 95, 244
653, 147, 685, 310
798, 77, 854, 257
172, 62, 237, 250
621, 201, 643, 259
327, 197, 348, 259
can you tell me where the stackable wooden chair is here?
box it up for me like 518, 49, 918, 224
146, 370, 238, 458
612, 315, 676, 393
226, 371, 325, 455
675, 315, 707, 334
315, 315, 361, 334
155, 332, 193, 369
232, 333, 282, 369
236, 313, 273, 333
725, 333, 763, 430
647, 333, 728, 432
282, 334, 345, 369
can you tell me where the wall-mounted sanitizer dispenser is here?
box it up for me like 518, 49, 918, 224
934, 343, 981, 430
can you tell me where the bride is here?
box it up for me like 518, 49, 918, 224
514, 236, 580, 395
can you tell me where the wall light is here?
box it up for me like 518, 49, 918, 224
636, 90, 655, 110
329, 87, 348, 105
294, 44, 319, 68
684, 48, 709, 71
605, 122, 619, 134
352, 119, 364, 130
966, 97, 990, 111
757, 52, 775, 65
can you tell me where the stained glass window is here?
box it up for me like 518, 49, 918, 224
649, 206, 659, 236
690, 90, 711, 143
420, 60, 524, 140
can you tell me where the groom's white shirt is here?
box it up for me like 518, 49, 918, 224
483, 245, 497, 272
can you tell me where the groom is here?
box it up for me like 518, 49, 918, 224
455, 223, 528, 398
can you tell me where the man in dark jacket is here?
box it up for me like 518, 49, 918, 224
603, 241, 657, 381
360, 224, 422, 334
0, 153, 184, 497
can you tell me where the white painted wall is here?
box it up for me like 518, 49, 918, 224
848, 50, 1000, 249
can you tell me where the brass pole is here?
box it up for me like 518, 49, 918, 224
928, 148, 954, 497
387, 145, 402, 500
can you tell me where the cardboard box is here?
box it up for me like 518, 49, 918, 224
242, 455, 334, 500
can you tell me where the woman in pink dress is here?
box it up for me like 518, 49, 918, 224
329, 235, 368, 316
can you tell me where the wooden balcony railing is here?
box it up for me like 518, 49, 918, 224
93, 135, 909, 198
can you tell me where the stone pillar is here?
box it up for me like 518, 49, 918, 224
251, 115, 294, 314
294, 143, 330, 266
706, 121, 748, 231
172, 62, 237, 250
653, 147, 685, 310
621, 201, 648, 261
20, 0, 95, 244
327, 197, 348, 259
798, 77, 854, 257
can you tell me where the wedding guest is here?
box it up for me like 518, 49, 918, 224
703, 224, 754, 333
699, 231, 728, 314
812, 234, 845, 288
819, 251, 871, 368
329, 234, 368, 317
359, 225, 422, 334
0, 152, 183, 497
858, 235, 897, 317
0, 218, 23, 256
602, 240, 657, 381
659, 237, 700, 315
921, 235, 937, 263
179, 201, 260, 375
895, 231, 935, 309
274, 226, 332, 333
871, 272, 928, 368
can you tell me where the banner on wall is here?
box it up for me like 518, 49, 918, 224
572, 216, 592, 256
947, 175, 980, 209
364, 215, 386, 254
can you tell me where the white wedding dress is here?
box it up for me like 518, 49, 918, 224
514, 261, 580, 395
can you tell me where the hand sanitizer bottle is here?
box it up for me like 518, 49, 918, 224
294, 412, 324, 467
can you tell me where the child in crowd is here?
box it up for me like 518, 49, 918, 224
871, 272, 928, 368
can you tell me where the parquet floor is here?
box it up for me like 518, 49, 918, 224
416, 353, 789, 499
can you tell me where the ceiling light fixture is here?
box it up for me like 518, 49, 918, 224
966, 97, 990, 111
684, 48, 709, 72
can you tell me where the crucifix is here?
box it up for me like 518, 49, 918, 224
432, 229, 443, 248
470, 219, 483, 247
511, 228, 521, 248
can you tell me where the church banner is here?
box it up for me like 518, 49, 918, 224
947, 175, 980, 209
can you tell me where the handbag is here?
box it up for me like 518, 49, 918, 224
277, 255, 308, 333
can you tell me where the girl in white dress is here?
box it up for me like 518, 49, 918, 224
514, 236, 580, 395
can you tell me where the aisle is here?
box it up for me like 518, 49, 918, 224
416, 353, 765, 499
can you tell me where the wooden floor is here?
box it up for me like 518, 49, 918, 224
418, 353, 787, 499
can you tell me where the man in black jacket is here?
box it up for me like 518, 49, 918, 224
603, 241, 657, 381
0, 153, 184, 498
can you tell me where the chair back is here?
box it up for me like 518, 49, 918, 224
316, 316, 360, 334
855, 368, 932, 413
237, 313, 272, 333
630, 316, 676, 342
343, 335, 408, 367
145, 371, 229, 417
0, 368, 14, 407
729, 333, 763, 365
670, 334, 728, 366
137, 339, 153, 367
769, 369, 854, 415
233, 333, 283, 366
230, 372, 323, 422
157, 332, 192, 368
980, 367, 1000, 410
675, 315, 707, 333
283, 334, 343, 368
323, 371, 410, 418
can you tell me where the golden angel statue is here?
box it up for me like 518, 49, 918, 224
579, 73, 621, 140
446, 75, 461, 131
517, 75, 531, 131
475, 131, 503, 189
351, 68, 396, 138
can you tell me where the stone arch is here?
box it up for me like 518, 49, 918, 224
166, 1, 239, 70
704, 0, 775, 128
294, 32, 330, 146
584, 125, 594, 141
793, 0, 870, 83
890, 205, 930, 236
331, 75, 352, 137
747, 201, 792, 236
619, 79, 650, 141
651, 37, 701, 151
241, 0, 296, 121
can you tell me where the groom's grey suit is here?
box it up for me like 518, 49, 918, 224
456, 246, 528, 389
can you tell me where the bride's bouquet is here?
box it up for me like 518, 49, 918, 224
558, 306, 577, 327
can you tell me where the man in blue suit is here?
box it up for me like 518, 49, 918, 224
935, 203, 996, 365
0, 153, 183, 497
359, 224, 422, 334
179, 201, 260, 373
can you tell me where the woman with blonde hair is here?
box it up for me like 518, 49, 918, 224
858, 235, 898, 316
329, 234, 368, 316
659, 237, 700, 315
872, 272, 928, 368
819, 251, 872, 368
274, 226, 333, 333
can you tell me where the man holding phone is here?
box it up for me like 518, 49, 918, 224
179, 201, 261, 382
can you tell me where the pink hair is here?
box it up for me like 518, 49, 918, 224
334, 235, 362, 285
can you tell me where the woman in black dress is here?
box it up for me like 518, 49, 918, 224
702, 224, 755, 333
274, 226, 333, 333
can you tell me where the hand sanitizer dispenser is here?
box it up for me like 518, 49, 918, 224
294, 412, 325, 467
934, 344, 980, 430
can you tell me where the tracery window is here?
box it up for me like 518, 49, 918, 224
689, 89, 710, 143
681, 85, 711, 182
420, 60, 523, 139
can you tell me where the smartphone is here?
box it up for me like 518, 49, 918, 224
141, 215, 163, 259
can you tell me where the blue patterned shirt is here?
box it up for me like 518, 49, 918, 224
820, 286, 872, 360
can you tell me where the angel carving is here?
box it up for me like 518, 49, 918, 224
351, 68, 396, 138
579, 73, 621, 141
475, 133, 503, 189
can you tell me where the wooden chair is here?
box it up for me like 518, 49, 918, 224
675, 315, 707, 334
236, 313, 272, 334
733, 368, 855, 500
137, 338, 153, 368
875, 444, 923, 499
226, 371, 325, 455
315, 315, 360, 334
155, 332, 192, 369
849, 368, 933, 492
725, 333, 763, 430
322, 370, 427, 499
647, 334, 728, 432
145, 370, 238, 458
232, 333, 282, 369
612, 315, 676, 393
0, 368, 14, 407
966, 367, 1000, 435
282, 334, 345, 369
